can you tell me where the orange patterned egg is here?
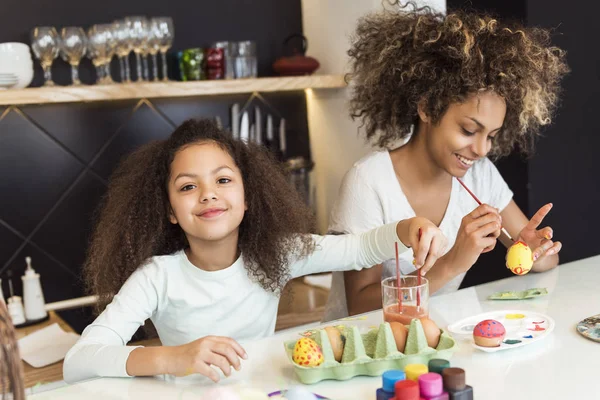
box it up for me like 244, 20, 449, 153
292, 337, 324, 367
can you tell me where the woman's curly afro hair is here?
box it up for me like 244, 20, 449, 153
347, 1, 569, 157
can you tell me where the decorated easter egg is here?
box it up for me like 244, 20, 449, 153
473, 319, 506, 347
324, 326, 345, 362
292, 337, 324, 367
506, 241, 533, 275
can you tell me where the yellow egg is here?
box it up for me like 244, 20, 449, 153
292, 337, 324, 367
506, 241, 533, 275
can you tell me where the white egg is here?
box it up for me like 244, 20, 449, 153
284, 386, 318, 400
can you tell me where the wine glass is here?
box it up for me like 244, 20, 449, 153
101, 24, 117, 83
87, 24, 115, 84
31, 27, 59, 86
60, 27, 87, 85
148, 19, 163, 81
112, 20, 132, 82
153, 17, 173, 81
125, 16, 149, 82
140, 37, 150, 81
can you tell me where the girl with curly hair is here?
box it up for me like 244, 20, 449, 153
63, 118, 446, 383
324, 2, 569, 321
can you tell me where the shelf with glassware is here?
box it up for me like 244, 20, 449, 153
0, 17, 343, 106
0, 74, 346, 106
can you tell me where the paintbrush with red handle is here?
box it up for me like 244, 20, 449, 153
416, 228, 422, 308
395, 242, 402, 309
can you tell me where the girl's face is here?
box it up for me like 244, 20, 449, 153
167, 142, 247, 243
419, 91, 506, 177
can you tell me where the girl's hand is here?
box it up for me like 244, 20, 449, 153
167, 336, 247, 382
446, 204, 502, 273
397, 217, 447, 274
517, 203, 562, 263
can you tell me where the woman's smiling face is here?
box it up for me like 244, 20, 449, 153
420, 91, 506, 176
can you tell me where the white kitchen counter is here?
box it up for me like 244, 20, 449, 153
29, 254, 600, 399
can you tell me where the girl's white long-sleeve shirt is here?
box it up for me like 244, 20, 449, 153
63, 222, 406, 383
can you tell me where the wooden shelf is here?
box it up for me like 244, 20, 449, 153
0, 74, 346, 106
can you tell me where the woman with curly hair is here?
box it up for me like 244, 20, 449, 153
63, 118, 446, 383
323, 2, 569, 321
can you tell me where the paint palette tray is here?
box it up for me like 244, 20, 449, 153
447, 310, 555, 353
576, 314, 600, 343
283, 319, 458, 384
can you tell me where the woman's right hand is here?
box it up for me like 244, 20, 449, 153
167, 336, 248, 382
447, 204, 502, 272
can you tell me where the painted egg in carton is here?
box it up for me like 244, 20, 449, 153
283, 319, 458, 384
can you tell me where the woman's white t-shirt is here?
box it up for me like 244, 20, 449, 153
323, 151, 513, 322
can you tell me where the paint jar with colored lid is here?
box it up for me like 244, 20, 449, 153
377, 370, 406, 400
442, 368, 473, 400
395, 379, 420, 400
405, 364, 428, 381
419, 372, 449, 399
428, 359, 450, 374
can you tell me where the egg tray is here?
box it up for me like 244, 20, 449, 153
283, 319, 458, 384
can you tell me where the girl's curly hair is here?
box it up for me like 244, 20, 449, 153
0, 301, 24, 400
348, 1, 569, 157
84, 119, 316, 313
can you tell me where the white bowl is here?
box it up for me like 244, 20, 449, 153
0, 56, 33, 69
0, 48, 34, 89
0, 42, 33, 67
0, 42, 32, 55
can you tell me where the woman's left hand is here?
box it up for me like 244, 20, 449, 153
517, 203, 562, 263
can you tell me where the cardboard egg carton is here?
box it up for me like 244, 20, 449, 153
284, 319, 457, 384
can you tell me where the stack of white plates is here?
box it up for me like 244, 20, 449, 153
0, 72, 18, 89
0, 42, 34, 89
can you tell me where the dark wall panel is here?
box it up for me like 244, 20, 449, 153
527, 0, 599, 263
0, 110, 84, 236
